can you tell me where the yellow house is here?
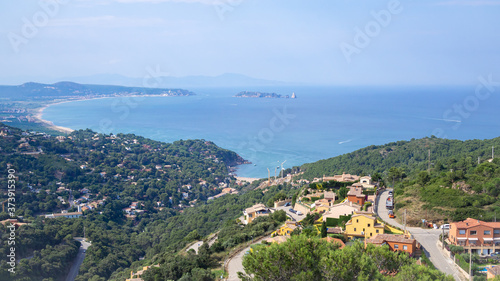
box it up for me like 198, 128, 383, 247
243, 203, 270, 225
277, 221, 299, 236
345, 212, 384, 239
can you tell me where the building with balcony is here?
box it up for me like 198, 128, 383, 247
449, 218, 500, 255
243, 203, 271, 225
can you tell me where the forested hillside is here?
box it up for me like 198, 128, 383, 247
300, 136, 500, 179
0, 123, 293, 281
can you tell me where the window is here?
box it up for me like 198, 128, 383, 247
356, 219, 359, 223
376, 230, 379, 233
354, 228, 356, 232
459, 230, 466, 235
394, 244, 399, 249
368, 224, 371, 227
484, 230, 491, 235
470, 230, 477, 235
370, 233, 373, 237
403, 245, 408, 250
495, 229, 500, 234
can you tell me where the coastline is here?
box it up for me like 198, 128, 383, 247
33, 102, 75, 134
31, 94, 182, 135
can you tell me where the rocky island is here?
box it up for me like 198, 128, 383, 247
234, 91, 297, 99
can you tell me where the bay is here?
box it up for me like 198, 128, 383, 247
42, 86, 500, 178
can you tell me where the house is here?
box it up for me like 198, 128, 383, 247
266, 236, 289, 244
360, 176, 375, 188
324, 191, 336, 203
323, 236, 346, 249
313, 200, 330, 214
448, 218, 500, 255
276, 221, 299, 236
45, 212, 83, 219
323, 172, 360, 182
365, 234, 417, 255
347, 186, 366, 206
486, 265, 500, 279
126, 265, 160, 281
345, 212, 384, 239
323, 201, 360, 221
243, 203, 271, 225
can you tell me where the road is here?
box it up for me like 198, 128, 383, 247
65, 238, 91, 281
273, 205, 306, 221
186, 235, 218, 254
226, 206, 304, 280
376, 189, 464, 281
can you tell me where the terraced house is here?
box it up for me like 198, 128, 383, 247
448, 218, 500, 255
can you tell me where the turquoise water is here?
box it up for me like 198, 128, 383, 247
42, 86, 500, 178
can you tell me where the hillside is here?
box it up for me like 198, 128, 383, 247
299, 136, 500, 225
0, 123, 295, 281
300, 136, 500, 179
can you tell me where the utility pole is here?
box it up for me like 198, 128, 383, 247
428, 149, 431, 171
442, 226, 445, 250
469, 248, 472, 281
267, 168, 271, 186
478, 157, 481, 165
493, 146, 495, 159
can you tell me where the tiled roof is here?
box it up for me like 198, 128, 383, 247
366, 234, 415, 245
487, 266, 500, 276
452, 218, 500, 229
323, 237, 346, 249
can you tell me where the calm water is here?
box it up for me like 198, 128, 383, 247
42, 86, 500, 178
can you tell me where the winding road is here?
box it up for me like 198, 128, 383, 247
376, 189, 465, 281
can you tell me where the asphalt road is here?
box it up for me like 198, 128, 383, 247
65, 238, 91, 281
376, 189, 464, 281
186, 235, 218, 254
226, 206, 305, 280
274, 205, 306, 221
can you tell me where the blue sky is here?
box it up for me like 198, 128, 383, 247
1, 0, 499, 85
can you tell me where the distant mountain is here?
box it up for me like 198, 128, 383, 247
58, 73, 289, 88
0, 81, 194, 100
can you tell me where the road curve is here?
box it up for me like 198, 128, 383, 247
376, 189, 464, 281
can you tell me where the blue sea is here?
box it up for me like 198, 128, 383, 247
42, 86, 500, 178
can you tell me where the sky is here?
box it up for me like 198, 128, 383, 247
1, 0, 500, 85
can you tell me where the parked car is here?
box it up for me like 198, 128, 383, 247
440, 224, 450, 230
284, 202, 291, 207
297, 211, 303, 215
388, 191, 393, 196
289, 208, 296, 213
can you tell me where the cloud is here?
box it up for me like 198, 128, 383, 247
434, 0, 500, 6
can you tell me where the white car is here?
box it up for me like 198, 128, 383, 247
296, 211, 303, 215
440, 224, 450, 229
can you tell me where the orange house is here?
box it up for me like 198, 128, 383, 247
365, 234, 417, 255
347, 186, 366, 206
449, 218, 500, 255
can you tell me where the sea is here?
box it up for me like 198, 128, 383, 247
42, 85, 500, 178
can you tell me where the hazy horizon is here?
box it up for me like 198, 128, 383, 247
1, 0, 499, 86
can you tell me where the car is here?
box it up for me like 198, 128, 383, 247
83, 250, 86, 253
388, 210, 395, 218
388, 191, 393, 196
491, 252, 500, 256
296, 211, 303, 216
440, 224, 450, 230
284, 202, 291, 207
289, 208, 296, 213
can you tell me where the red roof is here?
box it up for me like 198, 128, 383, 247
452, 218, 500, 229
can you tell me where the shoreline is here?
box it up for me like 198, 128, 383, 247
31, 94, 185, 134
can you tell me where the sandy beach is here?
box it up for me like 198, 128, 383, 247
235, 176, 261, 183
33, 102, 76, 134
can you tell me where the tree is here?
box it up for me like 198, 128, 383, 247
320, 221, 327, 238
417, 171, 430, 186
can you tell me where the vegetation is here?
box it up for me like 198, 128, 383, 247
239, 236, 453, 281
